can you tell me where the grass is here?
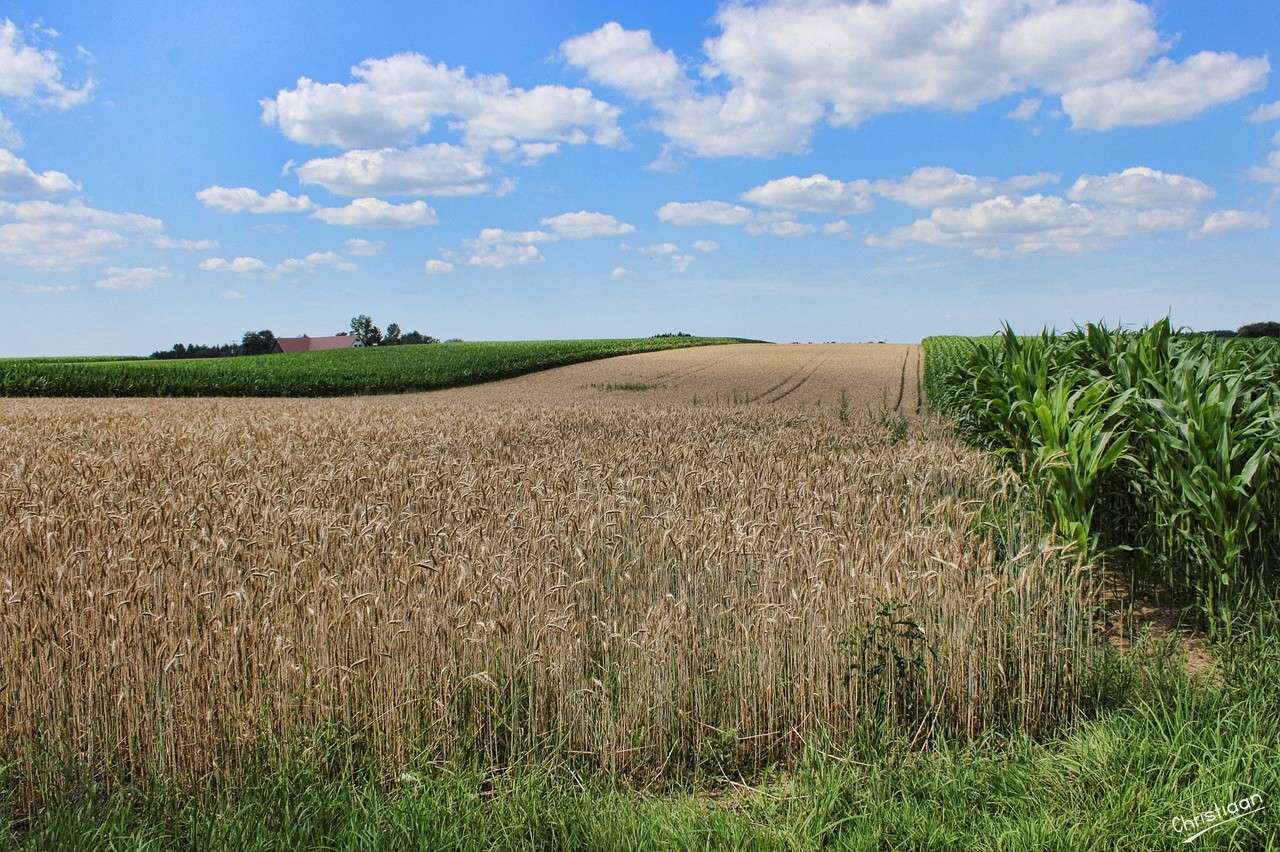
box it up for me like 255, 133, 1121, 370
0, 336, 741, 397
6, 614, 1278, 850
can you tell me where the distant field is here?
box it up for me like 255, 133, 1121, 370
0, 337, 741, 397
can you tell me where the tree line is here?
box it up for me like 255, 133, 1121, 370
151, 316, 439, 359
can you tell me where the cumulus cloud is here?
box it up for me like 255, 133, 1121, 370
294, 144, 492, 197
260, 52, 622, 152
0, 199, 162, 270
1006, 98, 1042, 121
445, 241, 544, 269
15, 282, 77, 294
823, 220, 850, 235
152, 235, 217, 251
1248, 101, 1280, 123
560, 22, 687, 103
1062, 52, 1269, 131
93, 265, 170, 291
868, 166, 1217, 257
657, 201, 753, 226
638, 242, 695, 272
343, 238, 385, 256
740, 174, 873, 214
745, 212, 815, 237
199, 256, 269, 274
540, 210, 634, 238
1200, 210, 1271, 235
610, 266, 631, 277
873, 167, 998, 209
223, 289, 246, 299
1066, 167, 1214, 207
0, 19, 93, 108
1247, 147, 1280, 184
0, 148, 77, 196
692, 240, 719, 252
311, 197, 438, 228
563, 5, 1267, 157
742, 168, 1063, 217
423, 259, 454, 275
275, 251, 357, 273
196, 186, 315, 214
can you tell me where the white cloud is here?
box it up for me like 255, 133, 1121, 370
540, 210, 634, 238
610, 266, 631, 278
560, 22, 687, 102
741, 174, 873, 214
1004, 172, 1061, 192
260, 52, 623, 153
823, 220, 850, 236
424, 259, 454, 275
311, 197, 438, 228
638, 242, 694, 272
14, 282, 77, 294
1247, 148, 1280, 184
873, 167, 998, 209
1066, 167, 1214, 207
94, 266, 170, 291
0, 148, 77, 196
152, 235, 217, 251
199, 256, 269, 274
477, 227, 556, 245
870, 190, 1200, 256
692, 240, 719, 252
344, 238, 385, 256
294, 144, 491, 197
0, 111, 22, 148
1248, 100, 1280, 123
275, 251, 357, 274
447, 241, 544, 269
1200, 210, 1271, 235
223, 289, 247, 299
657, 201, 753, 226
1006, 98, 1041, 121
745, 212, 815, 237
565, 7, 1267, 157
0, 19, 93, 108
1062, 52, 1269, 131
196, 186, 315, 214
0, 199, 162, 270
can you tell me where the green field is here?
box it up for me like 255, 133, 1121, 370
0, 337, 742, 397
923, 324, 1280, 622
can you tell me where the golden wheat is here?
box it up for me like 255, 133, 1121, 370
0, 392, 1093, 805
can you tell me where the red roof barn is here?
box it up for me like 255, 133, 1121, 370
272, 335, 359, 353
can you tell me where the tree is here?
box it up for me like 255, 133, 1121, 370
350, 314, 383, 347
384, 323, 401, 345
241, 329, 277, 355
1237, 321, 1280, 338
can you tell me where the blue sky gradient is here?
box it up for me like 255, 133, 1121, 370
2, 0, 1278, 354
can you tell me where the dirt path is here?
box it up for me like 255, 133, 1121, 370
430, 343, 921, 412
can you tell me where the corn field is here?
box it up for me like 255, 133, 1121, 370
924, 321, 1280, 621
0, 396, 1094, 811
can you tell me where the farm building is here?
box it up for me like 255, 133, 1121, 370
272, 335, 359, 353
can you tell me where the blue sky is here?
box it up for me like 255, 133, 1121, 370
1, 0, 1278, 355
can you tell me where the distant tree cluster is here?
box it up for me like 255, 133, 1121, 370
651, 331, 693, 338
346, 315, 437, 347
151, 329, 277, 359
1238, 321, 1280, 338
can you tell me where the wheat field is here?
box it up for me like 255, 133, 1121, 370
0, 347, 1094, 809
